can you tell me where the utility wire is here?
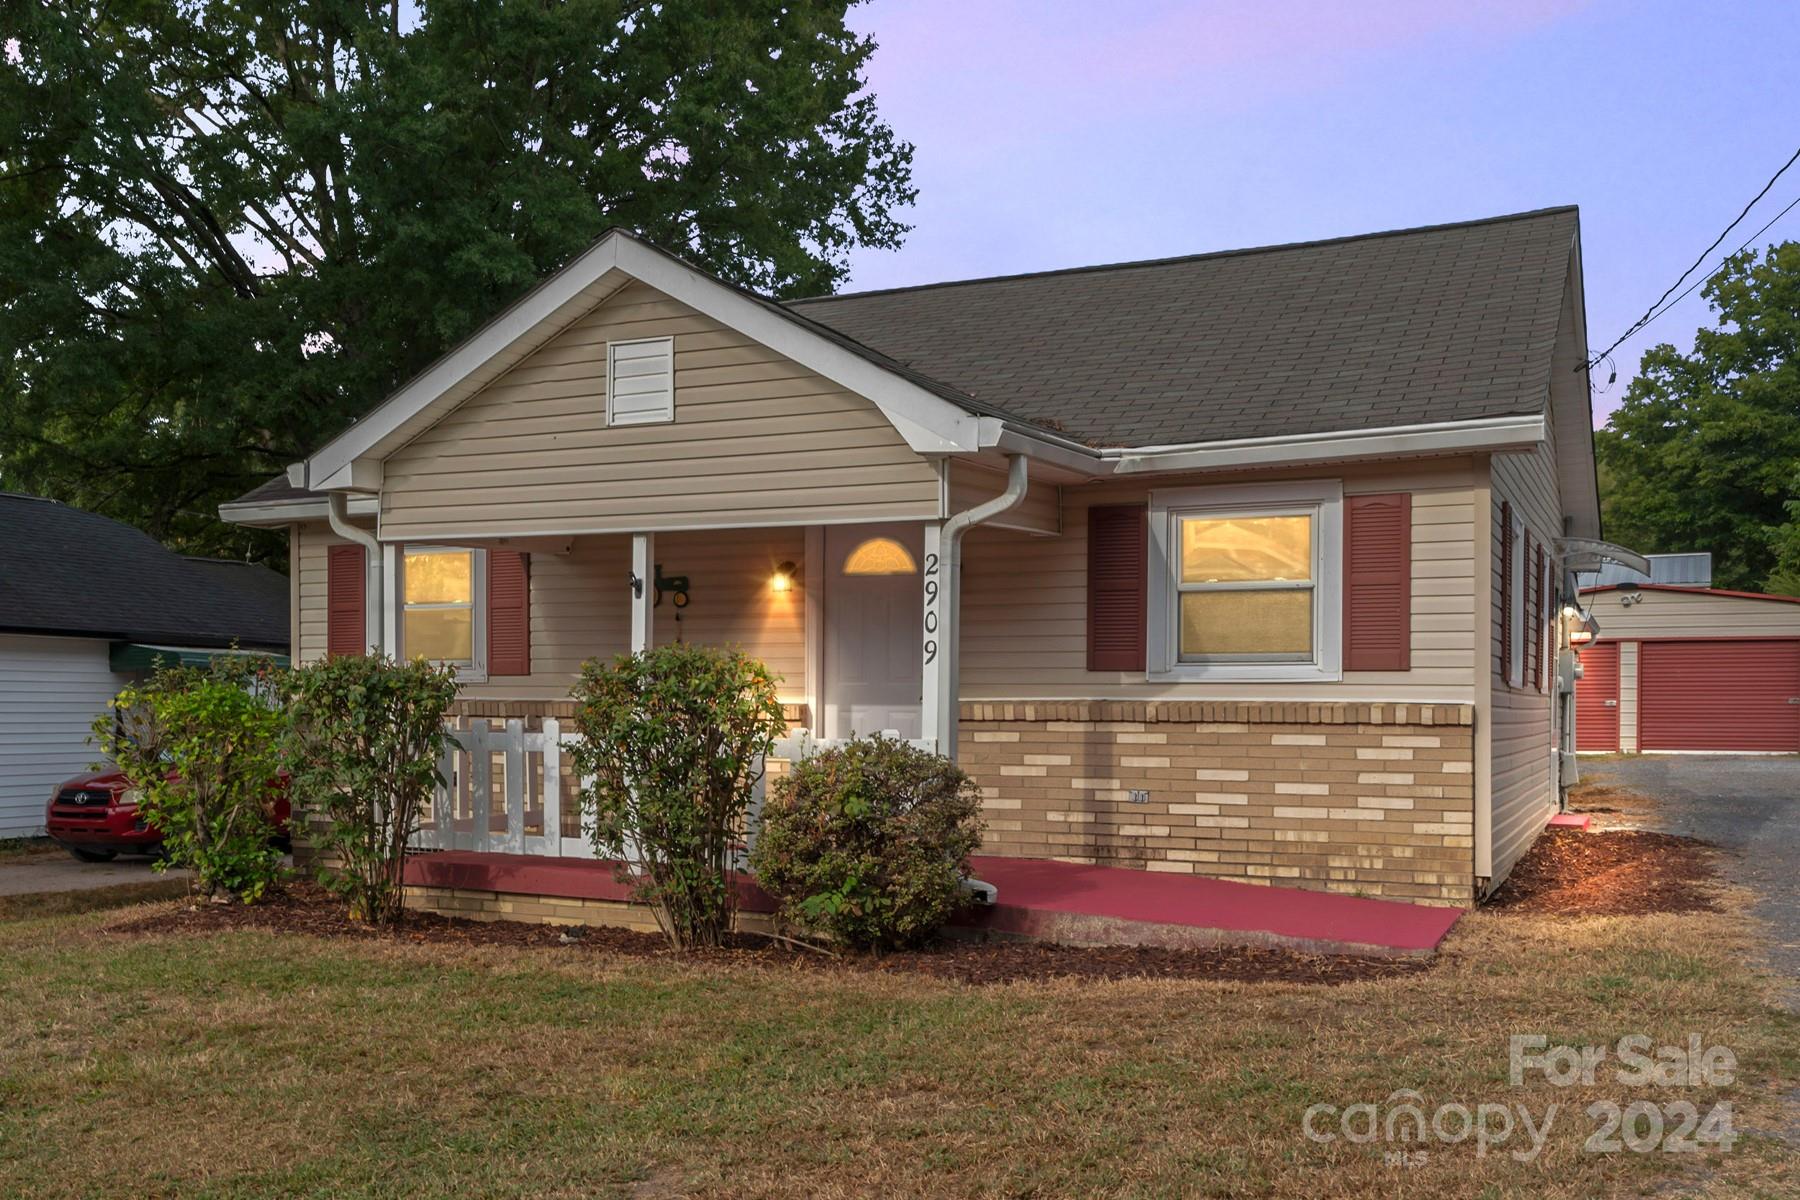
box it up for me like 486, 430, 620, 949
1618, 190, 1800, 347
1588, 145, 1800, 368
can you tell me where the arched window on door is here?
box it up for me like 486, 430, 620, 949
842, 537, 918, 576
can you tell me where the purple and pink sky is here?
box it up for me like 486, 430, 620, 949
837, 0, 1800, 427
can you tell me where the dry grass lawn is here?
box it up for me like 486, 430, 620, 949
1, 890, 1796, 1198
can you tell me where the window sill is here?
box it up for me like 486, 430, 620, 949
1148, 662, 1343, 685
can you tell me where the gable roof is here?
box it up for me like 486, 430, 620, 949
238, 206, 1587, 513
0, 493, 289, 648
787, 206, 1581, 448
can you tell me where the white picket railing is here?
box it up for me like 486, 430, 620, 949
413, 718, 594, 858
414, 723, 935, 860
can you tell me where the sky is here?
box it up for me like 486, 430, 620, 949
836, 0, 1800, 427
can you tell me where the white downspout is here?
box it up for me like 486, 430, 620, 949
927, 454, 1029, 757
326, 490, 383, 654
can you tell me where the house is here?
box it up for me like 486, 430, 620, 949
221, 205, 1641, 911
1575, 558, 1800, 753
0, 494, 291, 837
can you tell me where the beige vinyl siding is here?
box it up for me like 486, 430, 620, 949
947, 459, 1060, 535
1619, 639, 1640, 752
1588, 588, 1800, 638
455, 528, 806, 704
293, 521, 350, 664
1486, 425, 1562, 885
958, 459, 1479, 702
295, 522, 806, 703
380, 281, 940, 539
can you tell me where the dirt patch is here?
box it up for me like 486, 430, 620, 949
1566, 779, 1662, 828
108, 883, 1427, 986
1489, 828, 1719, 916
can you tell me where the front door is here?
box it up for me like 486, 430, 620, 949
823, 524, 923, 739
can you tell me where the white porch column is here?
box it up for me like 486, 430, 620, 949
630, 533, 655, 652
921, 521, 955, 755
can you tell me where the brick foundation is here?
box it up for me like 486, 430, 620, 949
402, 884, 779, 935
956, 701, 1476, 906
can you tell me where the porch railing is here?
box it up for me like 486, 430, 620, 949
412, 723, 932, 860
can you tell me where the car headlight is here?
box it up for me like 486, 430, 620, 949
118, 788, 141, 808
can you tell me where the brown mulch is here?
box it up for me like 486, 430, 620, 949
108, 883, 1426, 986
1487, 828, 1719, 916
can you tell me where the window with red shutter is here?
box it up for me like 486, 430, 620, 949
326, 543, 366, 658
487, 550, 531, 677
1343, 493, 1411, 672
1499, 501, 1513, 685
1087, 504, 1146, 672
1533, 541, 1546, 692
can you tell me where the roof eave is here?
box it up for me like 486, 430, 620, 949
986, 412, 1549, 479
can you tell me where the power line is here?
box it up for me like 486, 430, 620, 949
1619, 189, 1800, 347
1588, 145, 1800, 367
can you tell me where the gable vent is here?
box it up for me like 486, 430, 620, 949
607, 336, 675, 426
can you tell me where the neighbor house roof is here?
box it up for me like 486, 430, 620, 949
0, 493, 289, 648
787, 206, 1581, 448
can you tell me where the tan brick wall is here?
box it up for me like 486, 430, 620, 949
957, 701, 1476, 906
403, 884, 777, 935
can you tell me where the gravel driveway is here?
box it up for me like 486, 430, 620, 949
1579, 755, 1800, 998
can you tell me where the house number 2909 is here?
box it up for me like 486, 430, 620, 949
922, 552, 940, 664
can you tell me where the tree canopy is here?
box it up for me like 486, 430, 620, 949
0, 1, 913, 564
1596, 241, 1800, 593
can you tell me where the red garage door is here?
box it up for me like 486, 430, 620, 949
1574, 641, 1619, 751
1639, 639, 1800, 752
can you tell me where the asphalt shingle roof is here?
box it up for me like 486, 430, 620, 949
784, 206, 1579, 447
230, 207, 1581, 506
0, 493, 289, 648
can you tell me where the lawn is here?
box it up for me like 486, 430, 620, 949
1, 888, 1795, 1198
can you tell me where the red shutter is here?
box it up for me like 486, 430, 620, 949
1532, 541, 1546, 692
1522, 530, 1535, 688
1343, 493, 1412, 671
1087, 504, 1146, 672
487, 550, 531, 677
1499, 501, 1513, 685
326, 543, 366, 658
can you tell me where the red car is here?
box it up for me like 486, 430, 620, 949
45, 770, 291, 862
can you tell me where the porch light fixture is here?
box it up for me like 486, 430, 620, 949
771, 561, 797, 592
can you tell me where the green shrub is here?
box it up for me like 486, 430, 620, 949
749, 735, 984, 951
284, 655, 460, 923
568, 643, 788, 950
95, 658, 288, 903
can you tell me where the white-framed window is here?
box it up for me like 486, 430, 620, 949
392, 545, 487, 681
1508, 509, 1526, 690
1147, 480, 1343, 683
606, 336, 674, 426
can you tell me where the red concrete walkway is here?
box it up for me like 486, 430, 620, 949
956, 856, 1460, 956
406, 850, 1461, 956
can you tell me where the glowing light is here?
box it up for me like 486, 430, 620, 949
842, 537, 916, 576
771, 560, 797, 592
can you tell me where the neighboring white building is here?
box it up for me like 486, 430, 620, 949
0, 494, 289, 837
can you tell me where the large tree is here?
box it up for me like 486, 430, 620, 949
1596, 242, 1800, 593
0, 1, 913, 564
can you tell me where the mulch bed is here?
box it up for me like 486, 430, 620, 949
108, 883, 1426, 986
1487, 828, 1719, 916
